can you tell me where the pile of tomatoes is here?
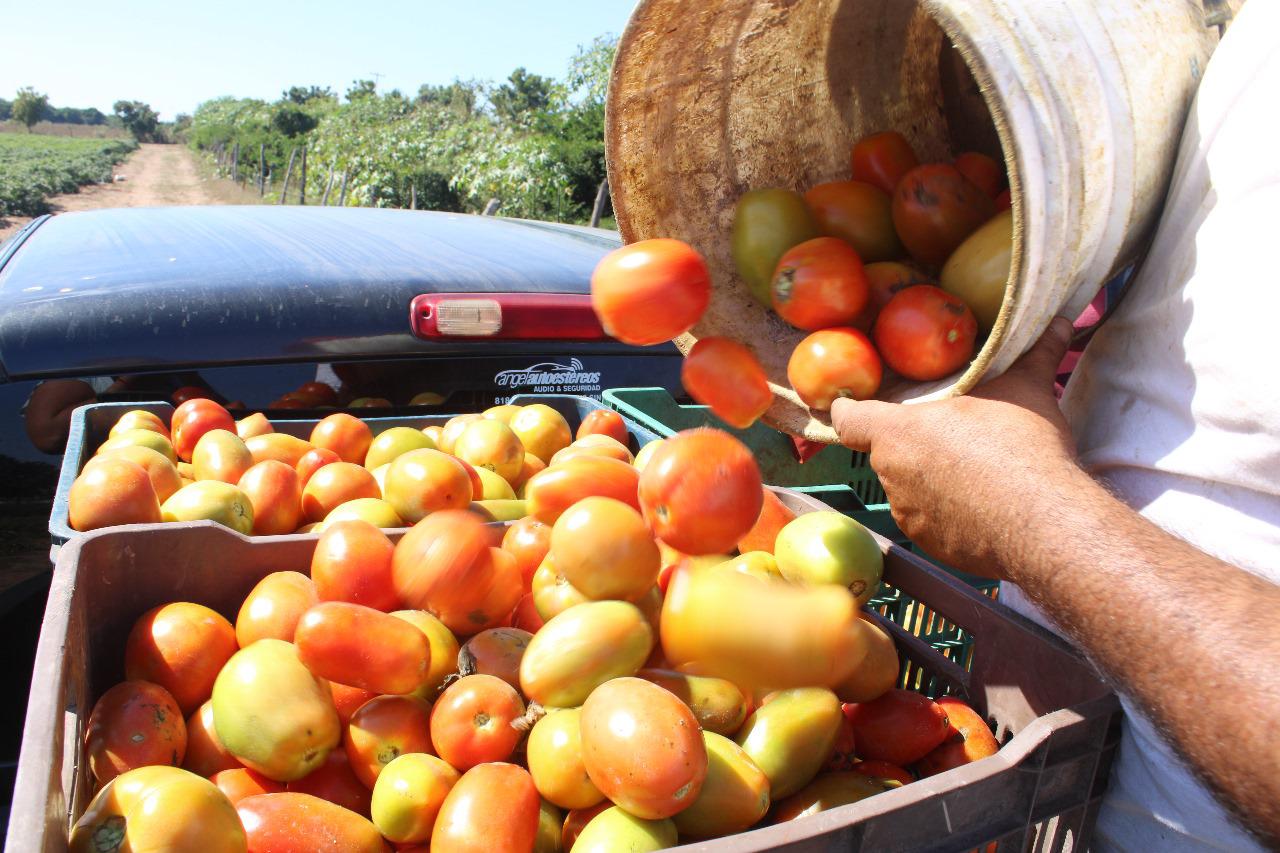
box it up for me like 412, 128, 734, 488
68, 399, 1001, 852
591, 131, 1013, 428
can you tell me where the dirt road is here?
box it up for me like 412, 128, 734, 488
0, 143, 261, 242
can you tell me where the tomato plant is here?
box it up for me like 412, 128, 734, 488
786, 327, 882, 410
873, 285, 978, 380
771, 237, 869, 331
591, 238, 711, 346
681, 337, 773, 430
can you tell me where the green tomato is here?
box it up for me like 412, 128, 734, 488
731, 188, 819, 306
735, 687, 843, 799
774, 511, 884, 607
572, 807, 677, 853
940, 207, 1012, 334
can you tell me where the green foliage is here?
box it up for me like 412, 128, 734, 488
0, 134, 137, 215
346, 80, 378, 102
272, 105, 319, 138
113, 100, 159, 142
283, 86, 335, 105
13, 88, 50, 132
0, 99, 9, 122
490, 68, 554, 130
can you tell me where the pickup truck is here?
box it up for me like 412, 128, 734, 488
0, 204, 684, 826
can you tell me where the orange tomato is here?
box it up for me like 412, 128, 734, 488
834, 616, 899, 703
873, 284, 978, 381
457, 628, 531, 692
438, 414, 481, 455
246, 432, 314, 468
311, 520, 399, 611
549, 434, 635, 466
787, 327, 883, 410
431, 546, 523, 636
843, 689, 951, 766
551, 496, 660, 601
453, 419, 525, 484
296, 447, 342, 488
861, 261, 935, 328
391, 510, 491, 610
526, 707, 604, 810
803, 180, 903, 263
530, 558, 591, 622
562, 802, 611, 851
737, 487, 797, 554
295, 602, 429, 695
510, 593, 545, 633
590, 238, 711, 346
171, 399, 236, 462
853, 759, 916, 786
239, 460, 304, 535
329, 684, 377, 726
93, 445, 182, 503
192, 429, 254, 484
345, 695, 436, 789
288, 747, 373, 817
850, 130, 919, 195
915, 696, 999, 777
525, 455, 640, 524
310, 413, 374, 464
431, 763, 540, 853
510, 452, 545, 493
580, 676, 708, 819
236, 792, 388, 853
429, 674, 525, 770
183, 700, 242, 777
509, 405, 573, 465
236, 413, 275, 441
212, 767, 284, 805
125, 602, 238, 714
637, 428, 763, 555
681, 337, 772, 430
452, 456, 485, 500
501, 516, 551, 587
382, 449, 473, 524
302, 462, 380, 523
953, 151, 1005, 198
69, 456, 162, 531
771, 236, 869, 331
111, 409, 170, 440
85, 680, 186, 785
576, 409, 629, 445
892, 164, 996, 266
235, 570, 319, 647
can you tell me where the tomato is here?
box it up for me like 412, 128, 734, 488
69, 766, 245, 853
953, 151, 1005, 198
637, 669, 748, 737
345, 695, 436, 788
638, 428, 763, 555
804, 180, 903, 263
192, 429, 253, 484
874, 285, 978, 380
295, 447, 341, 488
126, 602, 238, 715
737, 487, 796, 554
576, 409, 628, 446
530, 559, 591, 622
322, 497, 402, 529
236, 412, 275, 441
524, 455, 641, 524
787, 327, 882, 410
550, 434, 634, 466
382, 449, 473, 524
915, 696, 999, 776
311, 520, 399, 611
940, 207, 1012, 333
111, 409, 171, 440
843, 689, 951, 765
329, 684, 377, 725
501, 516, 551, 586
85, 680, 186, 785
574, 807, 677, 853
851, 131, 919, 195
511, 593, 545, 633
69, 456, 161, 531
852, 759, 915, 786
509, 404, 573, 465
288, 745, 372, 816
681, 337, 773, 430
672, 732, 770, 838
519, 600, 653, 707
432, 763, 540, 853
309, 413, 374, 464
580, 676, 707, 819
735, 687, 843, 798
349, 397, 393, 408
171, 385, 213, 405
535, 799, 564, 853
457, 627, 531, 692
362, 428, 432, 472
301, 462, 380, 523
391, 510, 491, 611
454, 419, 525, 483
591, 238, 711, 346
172, 398, 236, 462
98, 427, 178, 464
772, 771, 893, 822
452, 456, 486, 499
510, 452, 546, 494
429, 673, 525, 770
370, 753, 460, 844
95, 445, 183, 503
770, 237, 869, 331
297, 381, 340, 407
994, 188, 1012, 212
562, 802, 611, 851
237, 460, 303, 535
236, 792, 388, 853
160, 480, 255, 534
774, 511, 883, 605
731, 188, 820, 306
184, 700, 242, 777
246, 432, 314, 468
526, 708, 604, 810
834, 616, 898, 703
892, 164, 996, 266
861, 261, 935, 327
438, 414, 481, 455
295, 602, 429, 695
212, 767, 285, 805
236, 570, 318, 647
551, 496, 660, 601
392, 610, 462, 700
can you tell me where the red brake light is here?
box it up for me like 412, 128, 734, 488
410, 293, 610, 341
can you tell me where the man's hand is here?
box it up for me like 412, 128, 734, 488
831, 317, 1079, 577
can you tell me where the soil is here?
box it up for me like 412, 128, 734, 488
0, 143, 264, 243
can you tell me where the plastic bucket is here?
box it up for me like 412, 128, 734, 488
606, 0, 1217, 442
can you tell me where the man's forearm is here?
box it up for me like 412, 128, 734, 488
1004, 466, 1280, 845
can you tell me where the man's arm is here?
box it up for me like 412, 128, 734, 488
23, 380, 98, 454
831, 317, 1280, 846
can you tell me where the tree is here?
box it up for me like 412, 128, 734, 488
417, 81, 480, 118
490, 68, 553, 128
0, 98, 10, 121
272, 105, 319, 138
346, 79, 377, 102
12, 88, 49, 132
283, 85, 334, 105
114, 100, 159, 141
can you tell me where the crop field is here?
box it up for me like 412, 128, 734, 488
0, 133, 137, 216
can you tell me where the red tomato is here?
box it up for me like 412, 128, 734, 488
786, 327, 882, 410
803, 180, 903, 263
296, 447, 342, 488
770, 237, 869, 331
329, 684, 377, 725
183, 700, 241, 777
915, 696, 999, 777
238, 460, 304, 536
737, 486, 797, 554
844, 689, 951, 766
860, 261, 935, 328
953, 151, 1005, 198
429, 674, 526, 770
171, 399, 236, 462
681, 337, 772, 430
311, 520, 399, 611
851, 131, 919, 195
638, 429, 763, 555
296, 381, 340, 407
431, 763, 540, 853
391, 510, 492, 610
85, 681, 186, 785
994, 189, 1012, 212
501, 517, 551, 588
310, 413, 374, 464
171, 386, 213, 405
576, 409, 629, 445
510, 593, 544, 633
294, 602, 430, 695
345, 695, 436, 789
236, 792, 388, 853
301, 462, 380, 523
125, 602, 238, 715
288, 748, 372, 817
212, 768, 285, 805
873, 285, 978, 381
590, 239, 711, 346
892, 164, 996, 266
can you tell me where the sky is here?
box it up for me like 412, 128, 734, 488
1, 0, 640, 120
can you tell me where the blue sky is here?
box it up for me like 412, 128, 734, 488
2, 0, 639, 120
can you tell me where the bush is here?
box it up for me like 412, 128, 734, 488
0, 134, 137, 215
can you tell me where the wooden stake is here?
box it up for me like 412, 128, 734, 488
590, 177, 610, 228
278, 147, 297, 205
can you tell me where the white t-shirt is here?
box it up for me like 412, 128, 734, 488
1001, 2, 1280, 849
